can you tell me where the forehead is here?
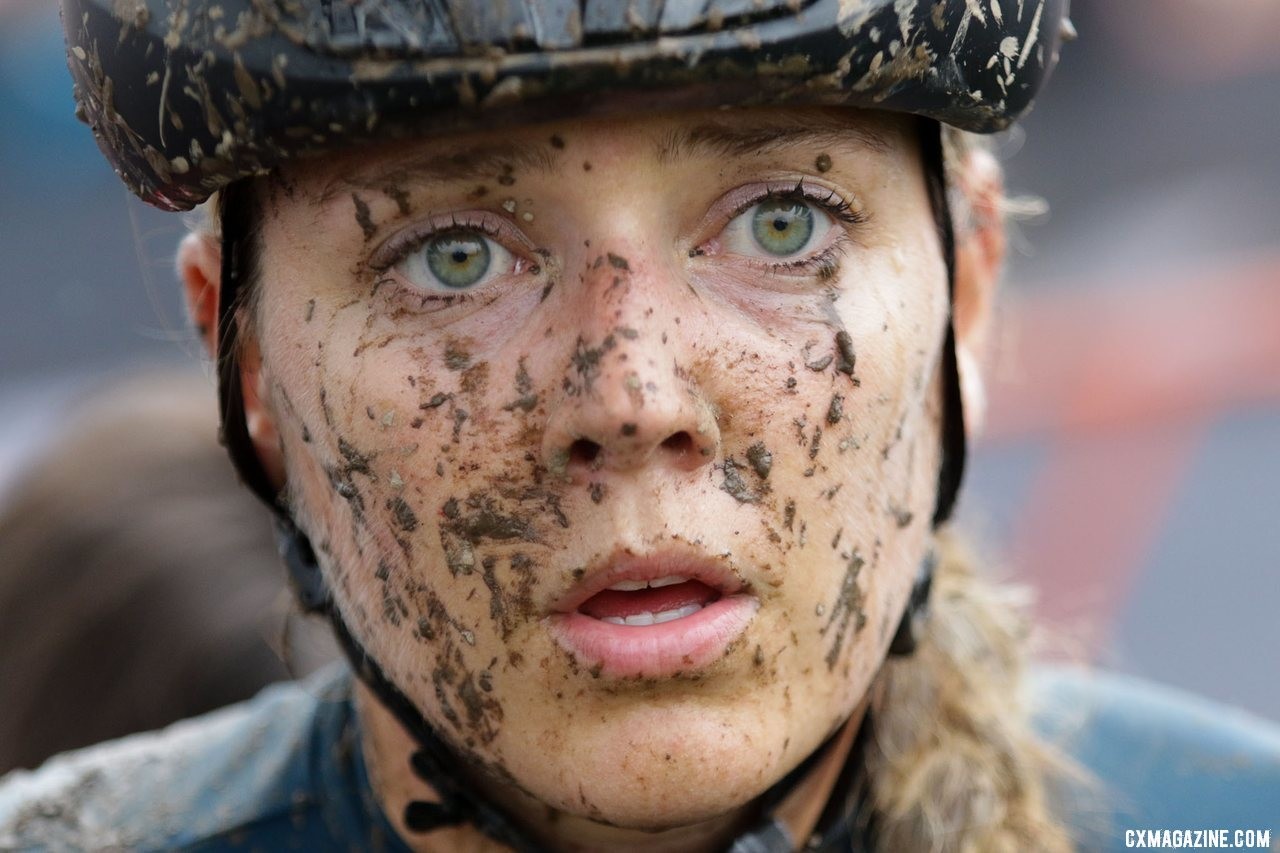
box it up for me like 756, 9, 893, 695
277, 107, 918, 201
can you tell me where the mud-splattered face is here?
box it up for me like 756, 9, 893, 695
249, 107, 946, 833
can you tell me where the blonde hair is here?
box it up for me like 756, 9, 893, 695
866, 530, 1080, 852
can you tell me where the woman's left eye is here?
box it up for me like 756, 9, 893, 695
393, 228, 515, 293
721, 197, 834, 261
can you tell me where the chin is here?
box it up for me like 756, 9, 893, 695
502, 698, 797, 832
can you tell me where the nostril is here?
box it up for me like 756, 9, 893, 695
660, 431, 695, 456
569, 438, 602, 467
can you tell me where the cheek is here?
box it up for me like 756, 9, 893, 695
261, 296, 573, 761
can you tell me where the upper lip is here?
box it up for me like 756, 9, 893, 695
550, 548, 750, 614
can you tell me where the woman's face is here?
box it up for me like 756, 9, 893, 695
248, 107, 947, 829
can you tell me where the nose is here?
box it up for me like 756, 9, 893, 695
540, 255, 720, 480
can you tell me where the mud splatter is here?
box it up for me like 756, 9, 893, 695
826, 394, 844, 425
502, 358, 538, 413
444, 341, 472, 371
745, 442, 773, 479
834, 330, 856, 377
388, 496, 419, 532
822, 551, 868, 671
352, 193, 375, 240
719, 457, 762, 504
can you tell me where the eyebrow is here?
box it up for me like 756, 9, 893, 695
654, 114, 892, 165
323, 111, 892, 201
322, 140, 559, 201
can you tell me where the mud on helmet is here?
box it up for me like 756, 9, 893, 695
62, 2, 1070, 849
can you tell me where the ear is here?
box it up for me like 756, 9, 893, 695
951, 146, 1006, 437
177, 231, 286, 491
178, 232, 221, 358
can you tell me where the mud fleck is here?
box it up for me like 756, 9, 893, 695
719, 457, 760, 504
445, 342, 472, 371
826, 394, 844, 425
385, 185, 411, 216
815, 153, 832, 173
352, 193, 375, 240
806, 354, 833, 371
503, 358, 538, 413
438, 492, 539, 577
420, 392, 451, 410
808, 426, 823, 461
822, 551, 868, 671
834, 331, 856, 377
388, 496, 419, 532
607, 253, 630, 272
620, 423, 637, 437
304, 298, 315, 322
589, 482, 606, 504
745, 442, 773, 479
783, 499, 796, 531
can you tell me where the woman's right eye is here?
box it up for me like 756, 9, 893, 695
393, 228, 516, 293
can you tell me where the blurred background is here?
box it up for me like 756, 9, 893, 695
1, 0, 1277, 771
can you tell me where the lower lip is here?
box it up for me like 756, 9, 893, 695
546, 595, 759, 679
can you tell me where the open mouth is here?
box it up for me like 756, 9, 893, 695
547, 555, 758, 679
577, 577, 721, 626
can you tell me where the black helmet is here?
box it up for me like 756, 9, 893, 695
64, 0, 1070, 212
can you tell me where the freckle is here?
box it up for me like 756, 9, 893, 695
620, 423, 637, 437
815, 153, 832, 173
470, 185, 489, 198
582, 161, 592, 171
550, 134, 565, 149
497, 174, 515, 186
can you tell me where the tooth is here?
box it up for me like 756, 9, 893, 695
648, 576, 688, 588
607, 580, 648, 591
623, 611, 655, 627
601, 616, 627, 625
652, 604, 702, 624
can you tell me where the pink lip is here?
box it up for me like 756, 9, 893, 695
545, 551, 759, 679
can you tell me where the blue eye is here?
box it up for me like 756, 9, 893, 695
427, 233, 491, 288
750, 199, 814, 256
395, 228, 514, 293
722, 196, 834, 262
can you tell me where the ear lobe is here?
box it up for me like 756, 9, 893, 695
951, 147, 1006, 437
178, 232, 222, 357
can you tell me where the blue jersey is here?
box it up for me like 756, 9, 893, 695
1, 665, 1277, 851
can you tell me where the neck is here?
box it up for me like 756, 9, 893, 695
354, 681, 873, 853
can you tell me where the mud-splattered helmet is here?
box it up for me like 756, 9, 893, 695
64, 0, 1070, 212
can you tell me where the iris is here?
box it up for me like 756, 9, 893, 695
751, 200, 814, 256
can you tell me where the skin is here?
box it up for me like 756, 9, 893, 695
180, 106, 1004, 852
